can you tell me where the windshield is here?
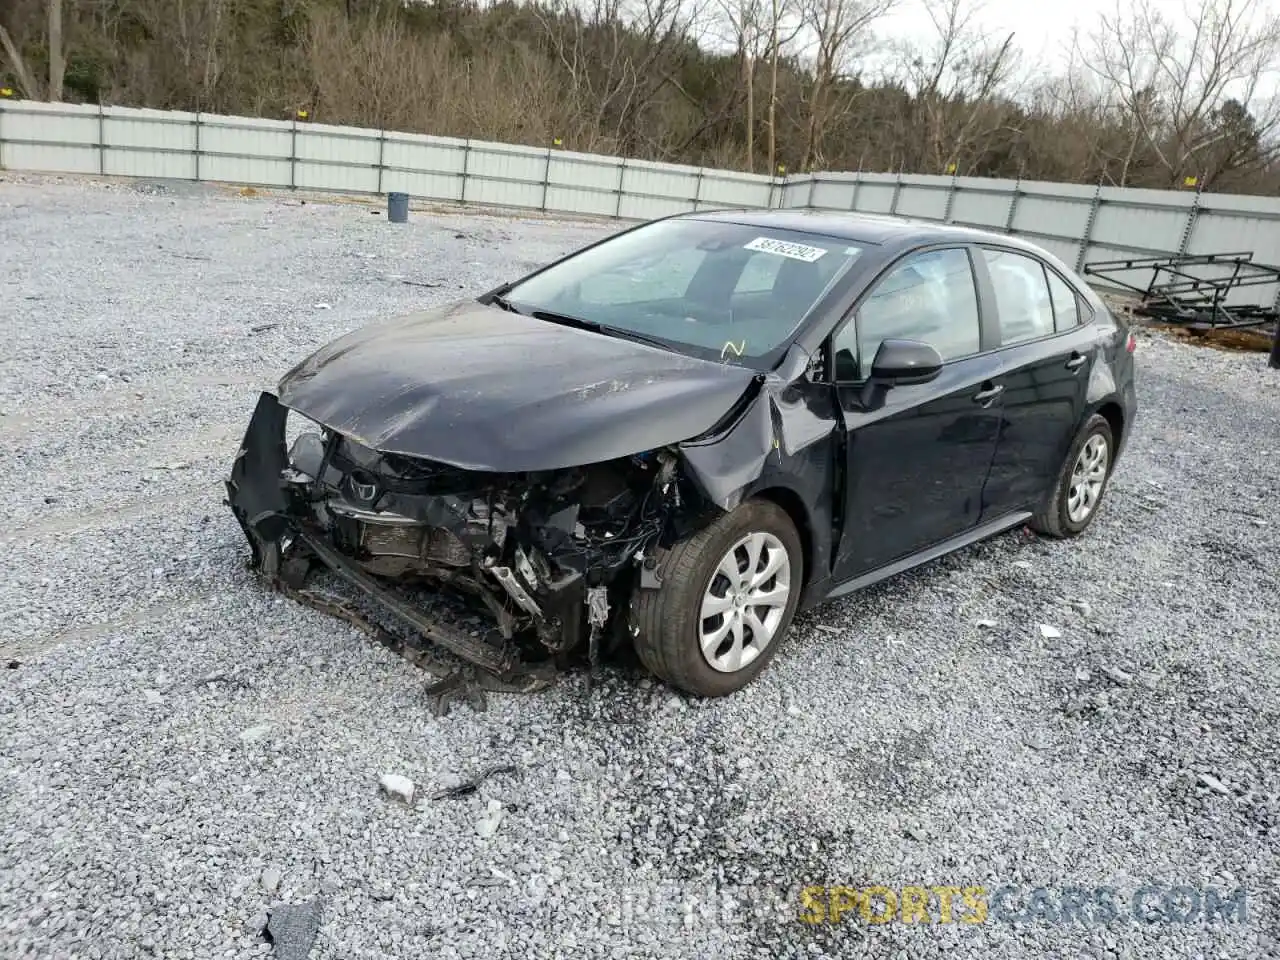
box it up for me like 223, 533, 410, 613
502, 218, 865, 367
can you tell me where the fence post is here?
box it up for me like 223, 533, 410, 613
614, 158, 627, 218
942, 172, 958, 223
376, 129, 386, 196
460, 140, 471, 204
692, 167, 704, 211
540, 147, 553, 212
0, 101, 6, 171
1004, 177, 1022, 233
1075, 177, 1104, 273
889, 169, 903, 216
848, 170, 862, 212
289, 117, 297, 190
806, 174, 817, 210
98, 102, 106, 176
1176, 179, 1203, 256
193, 112, 201, 182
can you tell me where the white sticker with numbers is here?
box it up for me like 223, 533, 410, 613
743, 236, 829, 262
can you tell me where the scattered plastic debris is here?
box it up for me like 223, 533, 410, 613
261, 866, 282, 895
1099, 664, 1133, 686
1197, 772, 1231, 796
378, 773, 416, 804
475, 799, 505, 838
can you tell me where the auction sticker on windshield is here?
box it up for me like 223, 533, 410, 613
744, 236, 829, 262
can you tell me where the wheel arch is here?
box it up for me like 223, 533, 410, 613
748, 486, 815, 590
1094, 399, 1125, 452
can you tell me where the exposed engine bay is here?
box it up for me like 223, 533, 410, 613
226, 392, 719, 698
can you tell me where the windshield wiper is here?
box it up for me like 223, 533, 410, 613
489, 293, 524, 314
529, 310, 671, 351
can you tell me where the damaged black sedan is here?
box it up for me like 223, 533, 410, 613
226, 210, 1137, 697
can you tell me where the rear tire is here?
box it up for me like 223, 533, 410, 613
629, 499, 802, 697
1031, 413, 1115, 538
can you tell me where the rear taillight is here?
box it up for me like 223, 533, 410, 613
1126, 332, 1136, 353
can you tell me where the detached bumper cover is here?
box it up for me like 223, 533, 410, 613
225, 391, 291, 574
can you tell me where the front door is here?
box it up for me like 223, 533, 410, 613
830, 246, 1005, 580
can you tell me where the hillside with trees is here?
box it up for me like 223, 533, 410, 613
2, 0, 1279, 193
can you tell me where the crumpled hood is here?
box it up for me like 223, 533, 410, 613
277, 299, 758, 472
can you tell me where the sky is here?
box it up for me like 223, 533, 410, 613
860, 0, 1280, 101
873, 0, 1113, 74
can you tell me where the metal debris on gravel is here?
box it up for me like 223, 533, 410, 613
1, 173, 1278, 959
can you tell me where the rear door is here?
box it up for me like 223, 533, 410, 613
973, 246, 1100, 517
830, 246, 1006, 580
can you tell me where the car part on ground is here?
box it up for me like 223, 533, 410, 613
1082, 252, 1280, 333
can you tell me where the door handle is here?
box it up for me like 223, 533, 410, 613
1065, 352, 1088, 371
972, 383, 1004, 405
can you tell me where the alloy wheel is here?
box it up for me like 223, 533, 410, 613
698, 531, 792, 673
1067, 433, 1110, 523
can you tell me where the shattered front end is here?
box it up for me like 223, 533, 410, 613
225, 392, 690, 689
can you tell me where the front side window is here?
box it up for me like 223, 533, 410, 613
504, 218, 864, 368
834, 247, 981, 379
982, 248, 1055, 345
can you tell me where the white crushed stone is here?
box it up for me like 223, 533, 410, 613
1, 173, 1277, 959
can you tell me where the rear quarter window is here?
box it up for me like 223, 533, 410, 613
1046, 268, 1082, 331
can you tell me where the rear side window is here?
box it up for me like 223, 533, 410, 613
1046, 268, 1081, 330
981, 248, 1055, 345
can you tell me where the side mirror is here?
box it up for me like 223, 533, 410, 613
858, 339, 943, 409
869, 338, 943, 385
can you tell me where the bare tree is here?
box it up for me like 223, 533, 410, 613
714, 0, 765, 169
48, 0, 63, 101
796, 0, 897, 170
535, 0, 702, 154
887, 0, 1020, 173
0, 15, 39, 98
764, 0, 804, 172
1082, 0, 1280, 187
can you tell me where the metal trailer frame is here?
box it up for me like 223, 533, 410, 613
1083, 252, 1280, 333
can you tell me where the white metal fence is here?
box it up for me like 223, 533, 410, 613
4, 99, 1280, 302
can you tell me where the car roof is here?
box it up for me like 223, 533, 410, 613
681, 208, 1045, 254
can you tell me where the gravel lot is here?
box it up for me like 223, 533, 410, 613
2, 173, 1278, 960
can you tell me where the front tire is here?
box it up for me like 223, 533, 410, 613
1031, 413, 1115, 538
629, 499, 802, 697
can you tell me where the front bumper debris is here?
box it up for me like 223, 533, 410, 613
224, 391, 680, 705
